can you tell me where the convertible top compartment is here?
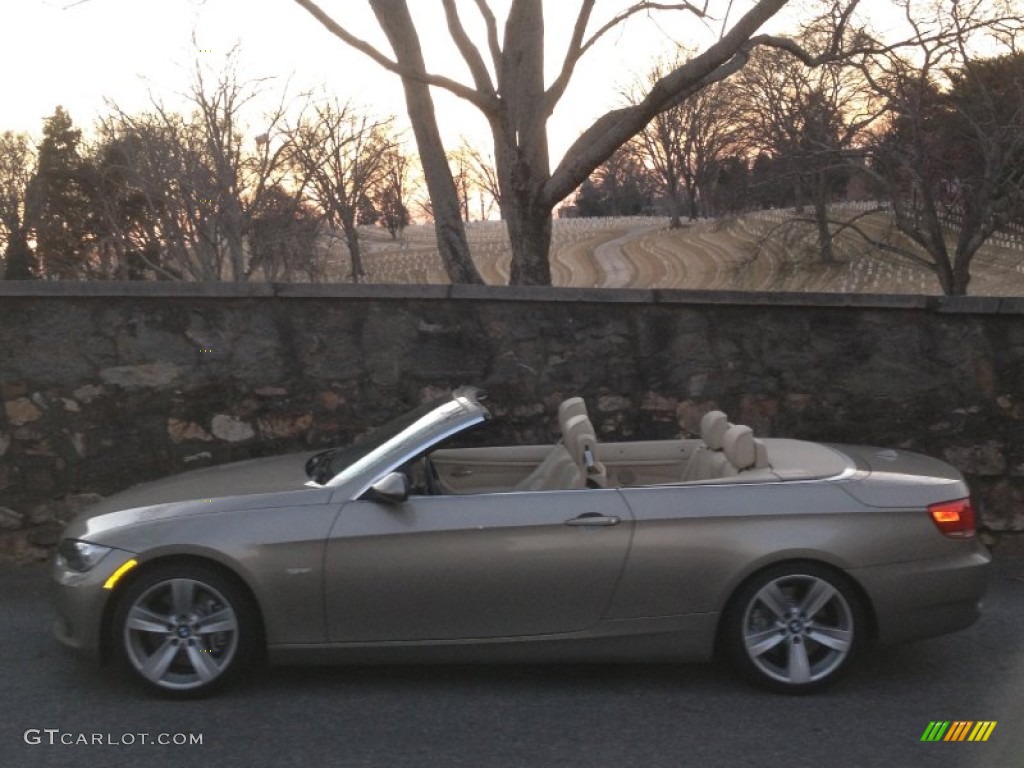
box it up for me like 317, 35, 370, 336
831, 444, 970, 508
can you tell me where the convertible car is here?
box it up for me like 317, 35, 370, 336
53, 387, 991, 696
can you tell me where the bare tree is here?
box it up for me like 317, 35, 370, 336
735, 38, 882, 262
574, 144, 658, 216
94, 49, 294, 281
287, 100, 398, 282
188, 55, 290, 280
449, 149, 473, 223
0, 131, 36, 279
249, 185, 325, 281
627, 51, 741, 226
452, 137, 501, 221
378, 144, 413, 239
292, 0, 914, 284
851, 0, 1024, 294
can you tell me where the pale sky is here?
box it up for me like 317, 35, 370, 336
4, 0, 911, 164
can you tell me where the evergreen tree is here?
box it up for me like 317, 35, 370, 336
26, 107, 96, 278
0, 131, 37, 279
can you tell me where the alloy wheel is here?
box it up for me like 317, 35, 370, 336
122, 577, 240, 692
740, 572, 855, 686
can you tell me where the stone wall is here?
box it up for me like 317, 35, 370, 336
1, 282, 1022, 560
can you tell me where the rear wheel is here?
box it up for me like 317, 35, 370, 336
112, 563, 259, 696
722, 563, 864, 693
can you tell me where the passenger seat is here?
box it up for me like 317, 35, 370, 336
721, 425, 770, 475
682, 410, 731, 481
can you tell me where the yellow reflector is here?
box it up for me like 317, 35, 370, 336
102, 559, 139, 590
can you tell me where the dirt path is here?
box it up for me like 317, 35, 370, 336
552, 232, 620, 287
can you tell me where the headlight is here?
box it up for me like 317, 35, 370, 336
56, 540, 113, 572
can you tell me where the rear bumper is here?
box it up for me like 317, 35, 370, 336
849, 541, 992, 645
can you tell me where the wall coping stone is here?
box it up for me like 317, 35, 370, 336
0, 281, 1021, 315
0, 280, 275, 298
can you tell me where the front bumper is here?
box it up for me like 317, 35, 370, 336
849, 540, 992, 645
52, 549, 137, 660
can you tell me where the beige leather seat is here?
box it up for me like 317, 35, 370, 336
512, 396, 592, 492
682, 410, 730, 481
513, 443, 583, 491
558, 397, 588, 427
722, 424, 770, 476
563, 413, 608, 488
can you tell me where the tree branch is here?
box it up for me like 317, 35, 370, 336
473, 0, 504, 78
578, 1, 710, 62
544, 1, 596, 112
441, 0, 497, 97
545, 0, 792, 205
292, 0, 498, 111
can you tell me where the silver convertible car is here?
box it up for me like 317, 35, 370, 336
53, 387, 990, 696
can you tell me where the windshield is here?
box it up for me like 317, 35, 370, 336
306, 390, 486, 488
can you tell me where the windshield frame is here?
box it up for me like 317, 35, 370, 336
311, 387, 490, 498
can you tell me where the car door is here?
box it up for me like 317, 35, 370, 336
323, 487, 634, 642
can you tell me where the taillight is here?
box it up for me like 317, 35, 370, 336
928, 498, 976, 538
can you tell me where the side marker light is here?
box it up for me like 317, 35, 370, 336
103, 559, 139, 590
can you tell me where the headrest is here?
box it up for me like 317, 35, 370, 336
700, 410, 729, 451
723, 424, 756, 470
558, 397, 588, 433
563, 413, 602, 475
753, 438, 770, 469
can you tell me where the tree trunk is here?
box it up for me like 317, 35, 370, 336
506, 201, 552, 285
495, 0, 553, 285
668, 198, 683, 228
951, 229, 987, 296
684, 173, 699, 222
792, 175, 805, 215
950, 257, 971, 295
664, 173, 682, 228
493, 126, 553, 285
224, 197, 248, 281
341, 216, 364, 283
370, 0, 483, 285
814, 172, 834, 263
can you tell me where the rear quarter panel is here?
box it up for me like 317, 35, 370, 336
610, 479, 977, 621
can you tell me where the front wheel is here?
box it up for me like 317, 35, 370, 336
721, 563, 865, 693
112, 563, 259, 696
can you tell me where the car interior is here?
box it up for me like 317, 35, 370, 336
408, 398, 799, 496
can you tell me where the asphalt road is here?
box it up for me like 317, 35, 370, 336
2, 557, 1022, 768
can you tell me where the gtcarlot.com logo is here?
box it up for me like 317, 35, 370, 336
921, 721, 997, 743
24, 729, 203, 746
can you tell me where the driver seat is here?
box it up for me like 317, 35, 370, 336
511, 396, 596, 492
563, 413, 608, 488
512, 443, 583, 492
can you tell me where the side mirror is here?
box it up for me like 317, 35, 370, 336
365, 471, 410, 503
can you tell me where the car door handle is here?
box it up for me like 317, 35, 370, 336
564, 513, 621, 527
450, 468, 473, 477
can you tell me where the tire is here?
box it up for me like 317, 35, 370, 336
721, 562, 865, 694
112, 562, 259, 697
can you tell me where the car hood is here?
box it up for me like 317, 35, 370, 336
67, 451, 331, 530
